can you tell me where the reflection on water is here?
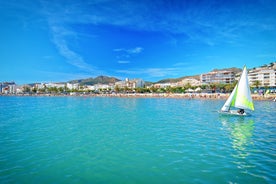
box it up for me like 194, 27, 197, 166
219, 116, 256, 172
220, 116, 255, 159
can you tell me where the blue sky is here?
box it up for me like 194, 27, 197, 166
0, 0, 275, 84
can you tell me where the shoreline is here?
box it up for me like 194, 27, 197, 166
1, 93, 275, 101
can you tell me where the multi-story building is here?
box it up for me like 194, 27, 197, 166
66, 83, 79, 90
0, 82, 16, 94
153, 78, 200, 88
200, 70, 235, 85
153, 83, 173, 88
92, 84, 114, 91
115, 78, 145, 89
179, 78, 200, 86
248, 62, 276, 87
34, 83, 46, 89
45, 83, 65, 88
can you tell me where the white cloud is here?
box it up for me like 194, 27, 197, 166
128, 47, 143, 54
114, 47, 144, 54
50, 24, 96, 72
41, 0, 276, 51
114, 47, 143, 65
39, 0, 276, 76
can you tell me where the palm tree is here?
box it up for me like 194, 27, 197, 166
252, 80, 261, 88
224, 84, 232, 93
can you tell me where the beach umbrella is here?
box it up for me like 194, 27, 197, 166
186, 88, 194, 92
195, 87, 202, 92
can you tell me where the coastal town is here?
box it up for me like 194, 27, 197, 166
1, 62, 276, 100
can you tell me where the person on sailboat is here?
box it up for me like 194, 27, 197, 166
237, 109, 244, 114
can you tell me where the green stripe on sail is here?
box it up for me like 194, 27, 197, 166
230, 86, 238, 107
230, 87, 254, 110
240, 95, 254, 110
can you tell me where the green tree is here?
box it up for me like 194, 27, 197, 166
32, 87, 37, 93
23, 86, 31, 93
48, 87, 58, 93
114, 85, 120, 93
184, 83, 192, 90
252, 80, 261, 88
200, 84, 208, 90
58, 87, 64, 93
38, 88, 46, 93
224, 84, 232, 92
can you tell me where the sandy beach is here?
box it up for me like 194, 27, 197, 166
91, 93, 276, 101
2, 92, 276, 101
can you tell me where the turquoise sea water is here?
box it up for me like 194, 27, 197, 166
0, 96, 275, 183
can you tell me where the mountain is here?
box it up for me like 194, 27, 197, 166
155, 67, 242, 84
53, 67, 243, 85
69, 76, 120, 85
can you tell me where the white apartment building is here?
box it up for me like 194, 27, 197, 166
45, 83, 65, 88
115, 78, 145, 89
180, 78, 200, 86
153, 83, 173, 88
0, 82, 16, 94
66, 83, 79, 90
200, 70, 235, 85
92, 84, 113, 90
34, 83, 46, 89
248, 63, 276, 87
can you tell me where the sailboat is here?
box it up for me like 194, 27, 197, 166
219, 66, 254, 116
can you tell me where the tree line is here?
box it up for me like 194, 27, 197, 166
22, 80, 264, 94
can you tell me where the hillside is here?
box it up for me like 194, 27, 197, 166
67, 67, 242, 85
156, 75, 200, 84
69, 76, 120, 85
155, 67, 241, 84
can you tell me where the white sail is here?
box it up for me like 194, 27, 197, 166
221, 85, 237, 111
220, 66, 254, 112
234, 66, 254, 110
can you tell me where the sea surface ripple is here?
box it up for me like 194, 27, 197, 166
0, 96, 275, 183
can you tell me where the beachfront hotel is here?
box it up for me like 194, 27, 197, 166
200, 70, 235, 85
248, 63, 276, 88
115, 78, 145, 89
0, 82, 16, 94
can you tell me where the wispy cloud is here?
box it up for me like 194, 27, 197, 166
114, 46, 143, 64
128, 47, 143, 54
41, 0, 276, 54
40, 0, 103, 74
114, 47, 143, 54
50, 25, 99, 73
